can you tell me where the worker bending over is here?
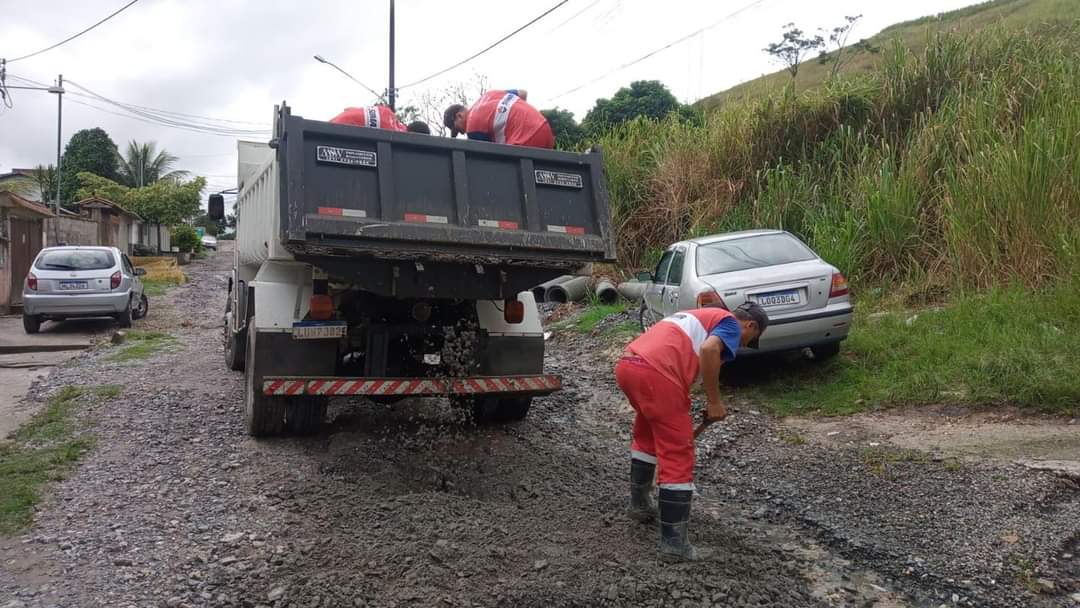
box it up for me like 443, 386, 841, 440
443, 89, 554, 148
616, 302, 768, 561
330, 105, 430, 134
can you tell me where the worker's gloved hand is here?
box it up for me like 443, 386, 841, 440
703, 399, 728, 425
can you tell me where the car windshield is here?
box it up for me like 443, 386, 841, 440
696, 234, 816, 275
35, 250, 115, 271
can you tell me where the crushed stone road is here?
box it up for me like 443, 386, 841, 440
1, 247, 1077, 607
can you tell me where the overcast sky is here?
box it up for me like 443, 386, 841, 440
1, 0, 982, 205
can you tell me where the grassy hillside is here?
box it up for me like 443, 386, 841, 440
601, 22, 1080, 292
699, 0, 1080, 109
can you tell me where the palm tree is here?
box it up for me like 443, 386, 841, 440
115, 140, 189, 187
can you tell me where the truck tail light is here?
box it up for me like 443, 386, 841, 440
830, 273, 849, 298
27, 273, 38, 291
110, 271, 122, 289
504, 298, 524, 324
696, 290, 727, 309
309, 295, 334, 320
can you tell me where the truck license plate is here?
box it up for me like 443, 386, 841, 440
59, 281, 88, 290
756, 290, 800, 307
292, 323, 347, 340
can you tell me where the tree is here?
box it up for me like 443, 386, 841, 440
32, 165, 58, 202
817, 15, 865, 81
540, 108, 584, 150
764, 23, 824, 80
115, 140, 189, 188
75, 172, 206, 246
61, 127, 119, 205
582, 80, 682, 135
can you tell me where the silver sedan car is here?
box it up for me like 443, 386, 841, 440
637, 230, 853, 359
22, 246, 148, 334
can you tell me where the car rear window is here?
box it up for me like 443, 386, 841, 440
35, 249, 116, 271
696, 234, 816, 275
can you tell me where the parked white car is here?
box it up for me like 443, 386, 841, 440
201, 235, 218, 250
22, 246, 148, 333
638, 230, 853, 359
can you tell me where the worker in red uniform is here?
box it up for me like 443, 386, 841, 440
330, 105, 430, 134
617, 301, 768, 561
443, 89, 554, 148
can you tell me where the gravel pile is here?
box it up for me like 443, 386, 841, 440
1, 249, 1076, 607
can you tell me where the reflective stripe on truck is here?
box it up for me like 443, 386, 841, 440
262, 374, 561, 396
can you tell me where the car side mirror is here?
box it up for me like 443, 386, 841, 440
208, 193, 225, 221
635, 271, 652, 282
134, 268, 147, 276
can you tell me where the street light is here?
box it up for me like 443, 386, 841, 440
313, 55, 385, 104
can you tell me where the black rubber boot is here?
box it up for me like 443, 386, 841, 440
658, 488, 709, 561
628, 459, 658, 523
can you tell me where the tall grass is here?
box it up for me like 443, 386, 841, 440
600, 24, 1080, 291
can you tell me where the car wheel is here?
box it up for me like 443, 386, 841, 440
133, 294, 149, 320
115, 300, 134, 328
810, 342, 841, 360
23, 314, 42, 334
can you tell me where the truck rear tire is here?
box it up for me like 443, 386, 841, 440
472, 396, 532, 424
244, 330, 285, 436
223, 290, 246, 371
286, 397, 327, 435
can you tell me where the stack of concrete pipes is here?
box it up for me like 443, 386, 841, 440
531, 276, 646, 304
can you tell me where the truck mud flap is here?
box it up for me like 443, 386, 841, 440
262, 375, 560, 397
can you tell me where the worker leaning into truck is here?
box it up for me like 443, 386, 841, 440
442, 89, 554, 148
330, 105, 430, 134
617, 301, 768, 561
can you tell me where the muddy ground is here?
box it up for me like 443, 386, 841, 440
1, 245, 1077, 608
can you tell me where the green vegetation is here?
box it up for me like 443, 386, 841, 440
107, 330, 181, 363
574, 303, 626, 333
602, 23, 1080, 294
93, 384, 123, 400
142, 277, 180, 297
700, 0, 1080, 108
0, 386, 93, 535
738, 282, 1080, 416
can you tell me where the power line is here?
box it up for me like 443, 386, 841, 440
6, 0, 143, 63
550, 0, 768, 102
399, 0, 570, 89
547, 0, 602, 33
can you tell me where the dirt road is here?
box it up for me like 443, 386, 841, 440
1, 245, 1077, 607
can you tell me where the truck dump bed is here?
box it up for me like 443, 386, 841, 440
267, 104, 615, 269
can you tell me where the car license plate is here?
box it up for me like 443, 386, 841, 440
756, 290, 800, 307
59, 281, 88, 290
292, 322, 347, 340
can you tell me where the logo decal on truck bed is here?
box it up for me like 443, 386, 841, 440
316, 145, 377, 168
534, 170, 583, 189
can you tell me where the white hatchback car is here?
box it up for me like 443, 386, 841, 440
638, 230, 853, 359
22, 246, 148, 333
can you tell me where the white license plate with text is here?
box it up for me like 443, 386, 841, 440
756, 290, 800, 307
291, 324, 347, 340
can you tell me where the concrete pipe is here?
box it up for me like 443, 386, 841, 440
617, 281, 646, 302
595, 280, 618, 305
531, 275, 574, 302
546, 276, 589, 303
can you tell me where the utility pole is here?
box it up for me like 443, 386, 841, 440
0, 70, 65, 243
52, 74, 63, 237
388, 0, 396, 111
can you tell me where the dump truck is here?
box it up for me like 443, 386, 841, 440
209, 104, 614, 436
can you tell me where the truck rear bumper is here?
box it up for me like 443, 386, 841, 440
262, 374, 561, 397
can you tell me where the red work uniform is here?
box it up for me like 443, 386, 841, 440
465, 90, 554, 148
615, 308, 741, 490
330, 106, 408, 132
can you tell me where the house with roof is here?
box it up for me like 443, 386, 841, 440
0, 168, 44, 203
0, 191, 54, 313
73, 196, 143, 254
